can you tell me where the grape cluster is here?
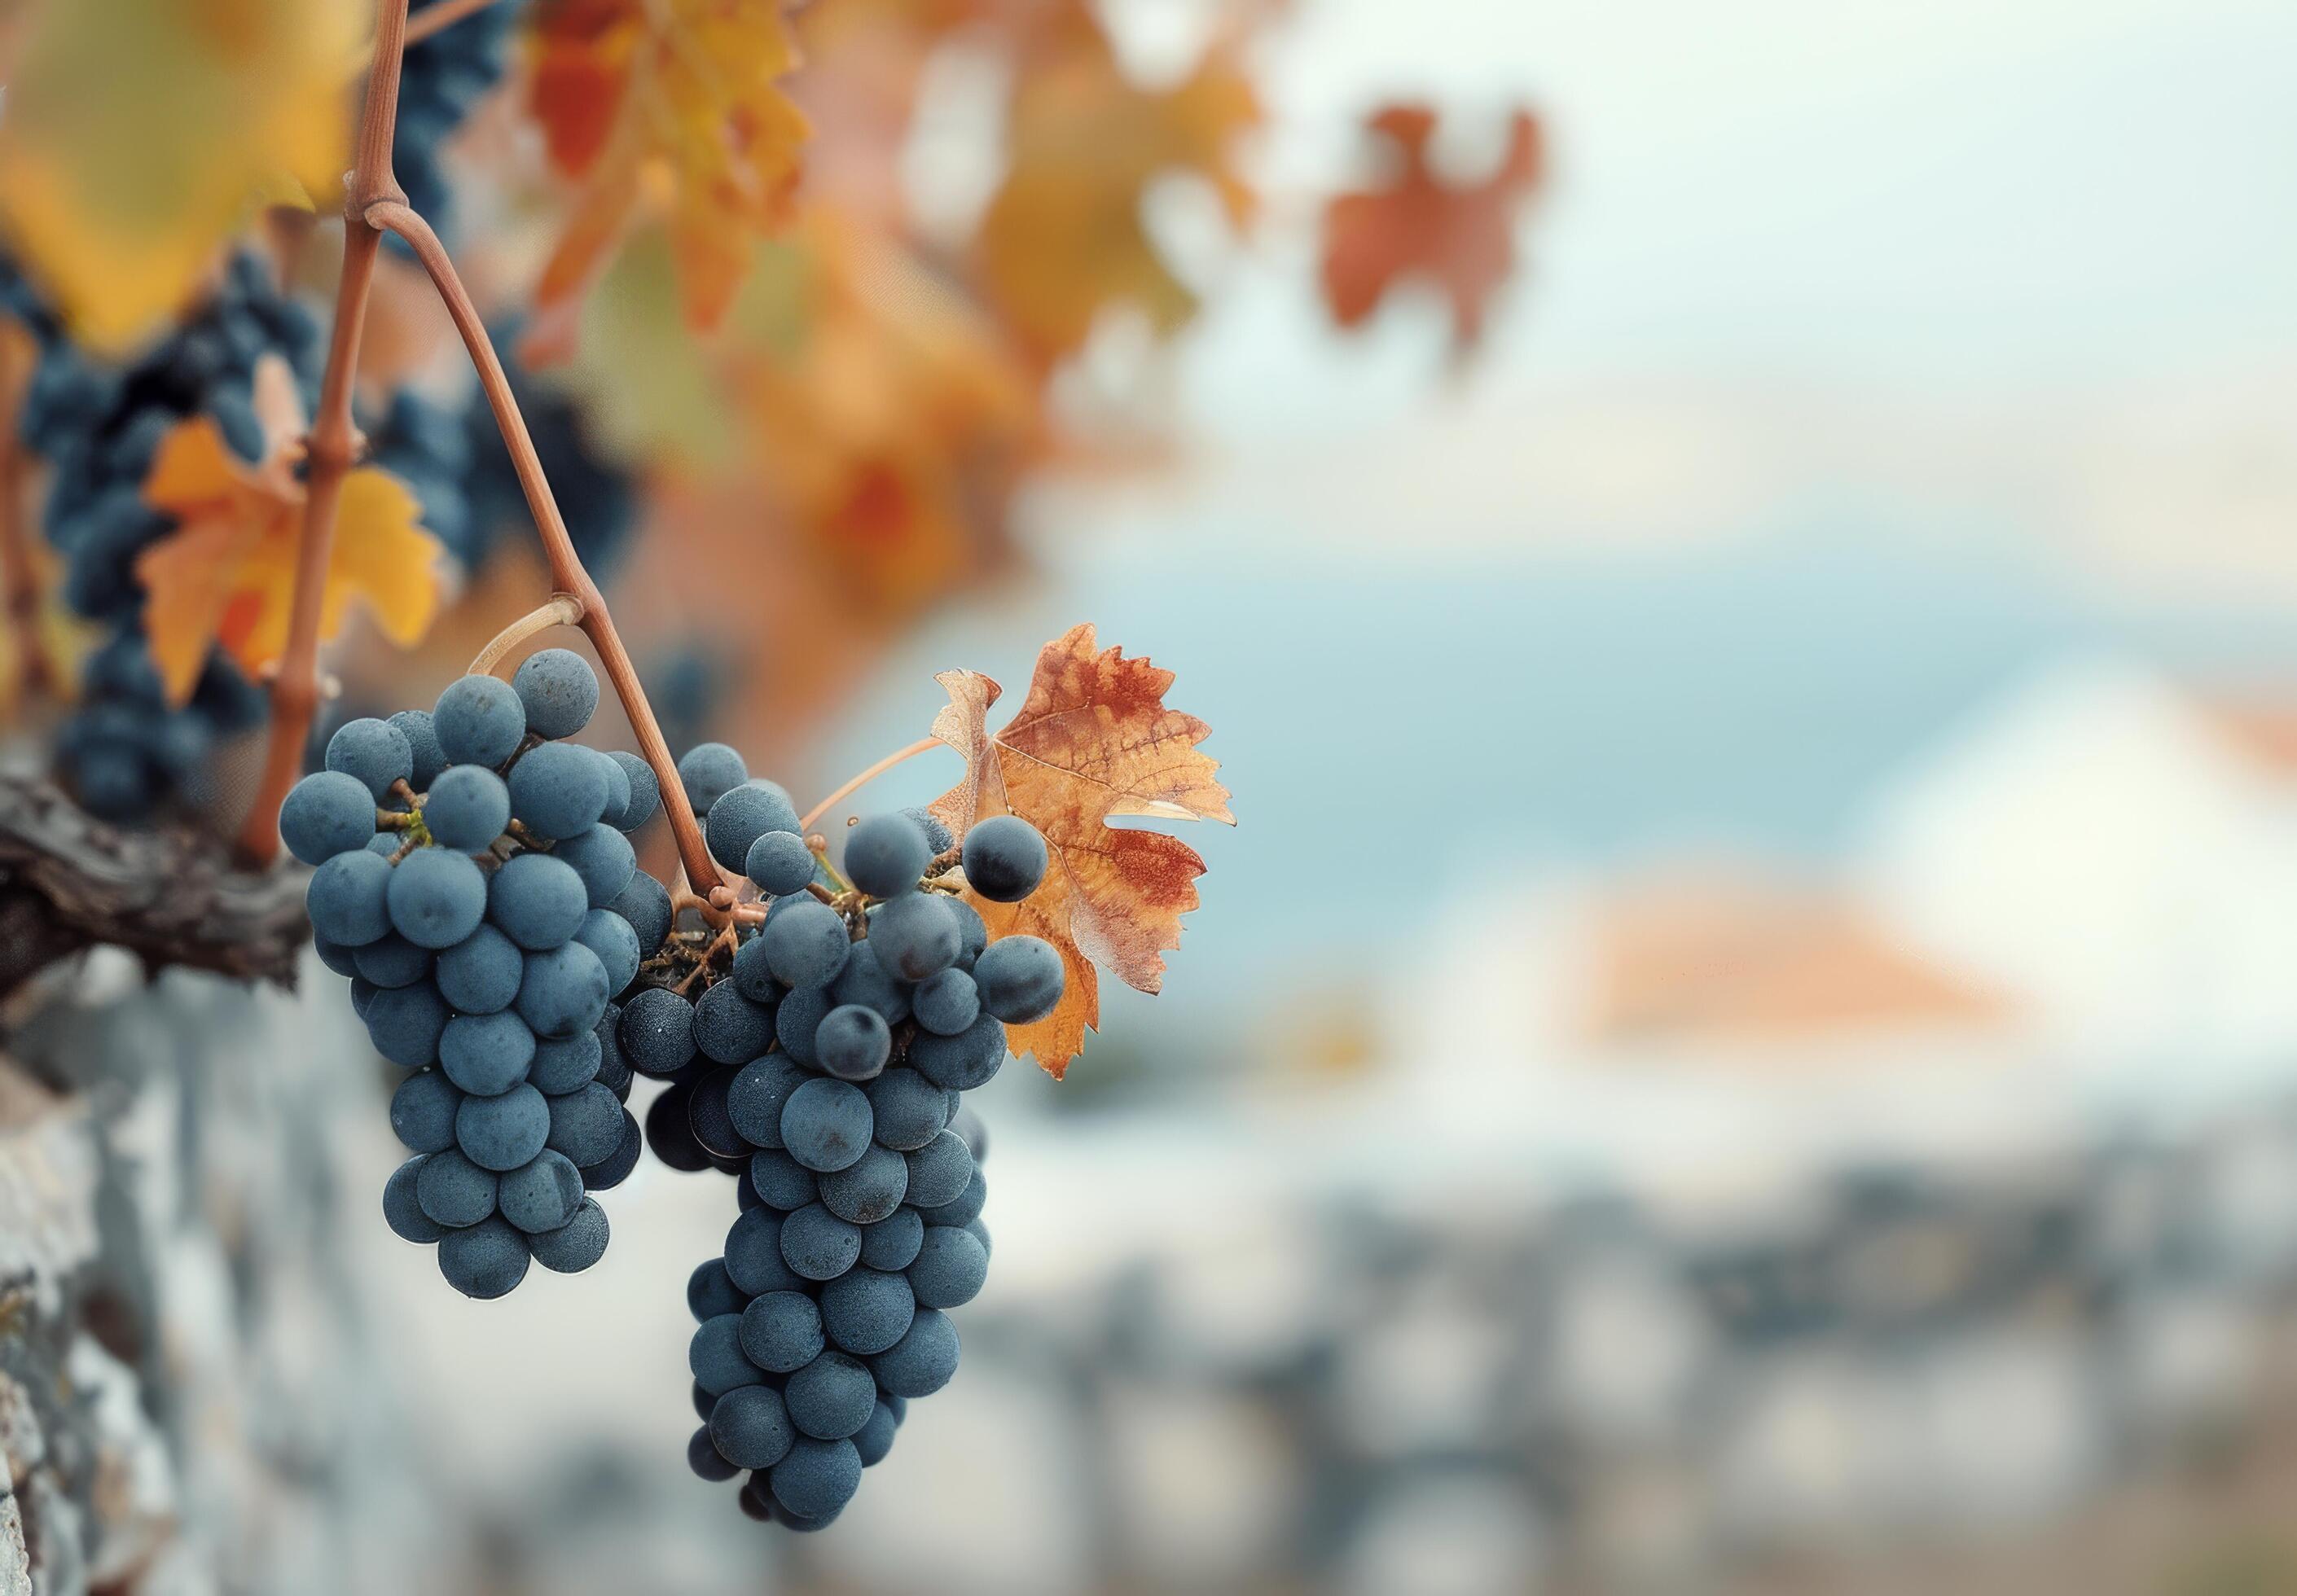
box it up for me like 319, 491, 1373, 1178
653, 783, 1060, 1528
288, 649, 665, 1297
392, 0, 520, 250
7, 249, 321, 820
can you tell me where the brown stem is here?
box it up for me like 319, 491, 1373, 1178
471, 593, 585, 677
404, 0, 508, 46
799, 738, 942, 834
234, 0, 413, 868
366, 199, 725, 897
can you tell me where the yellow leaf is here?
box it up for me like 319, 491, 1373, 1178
0, 0, 359, 353
929, 625, 1232, 1076
136, 359, 446, 701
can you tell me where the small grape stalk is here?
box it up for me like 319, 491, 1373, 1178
652, 791, 1044, 1529
291, 648, 657, 1297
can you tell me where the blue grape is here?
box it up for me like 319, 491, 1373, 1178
313, 935, 359, 978
690, 1427, 741, 1483
748, 1148, 818, 1211
843, 812, 931, 898
966, 1219, 991, 1259
947, 897, 988, 971
784, 1350, 877, 1440
974, 935, 1064, 1024
280, 770, 376, 863
326, 717, 415, 800
439, 1010, 535, 1094
488, 852, 588, 949
730, 935, 781, 1002
366, 981, 450, 1067
389, 1069, 463, 1153
689, 1259, 748, 1322
306, 848, 393, 946
579, 1113, 642, 1189
908, 1224, 988, 1309
868, 892, 960, 982
724, 1208, 805, 1296
727, 1054, 806, 1149
678, 743, 748, 813
819, 1144, 908, 1226
456, 1083, 550, 1172
435, 923, 523, 1013
415, 1147, 498, 1228
814, 1005, 890, 1082
854, 1401, 898, 1467
351, 932, 430, 989
860, 1069, 946, 1153
779, 1203, 862, 1282
422, 765, 509, 850
762, 897, 850, 989
648, 1089, 712, 1173
439, 1216, 530, 1299
693, 980, 775, 1065
609, 869, 673, 958
506, 741, 608, 840
573, 908, 640, 995
911, 967, 979, 1037
386, 847, 487, 949
391, 708, 447, 789
553, 823, 636, 906
687, 1065, 749, 1161
595, 751, 631, 831
858, 1208, 925, 1272
433, 674, 525, 768
871, 1308, 960, 1398
604, 750, 659, 831
774, 985, 829, 1068
901, 805, 955, 854
950, 1103, 988, 1161
528, 1198, 609, 1272
498, 1150, 585, 1233
511, 647, 597, 740
960, 814, 1047, 902
543, 1081, 622, 1167
739, 1290, 826, 1375
940, 1169, 989, 1229
384, 1157, 445, 1243
780, 1079, 872, 1173
904, 1129, 974, 1210
706, 780, 804, 874
620, 985, 696, 1076
819, 1269, 916, 1357
528, 1029, 602, 1094
831, 940, 912, 1024
349, 976, 379, 1019
767, 1438, 861, 1522
908, 1013, 1007, 1092
745, 829, 816, 896
711, 1384, 797, 1471
516, 941, 609, 1037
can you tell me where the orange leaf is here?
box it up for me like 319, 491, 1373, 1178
1320, 103, 1545, 359
929, 625, 1232, 1076
525, 0, 811, 360
973, 2, 1261, 368
136, 358, 445, 702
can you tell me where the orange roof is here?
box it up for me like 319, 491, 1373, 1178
1579, 868, 2011, 1048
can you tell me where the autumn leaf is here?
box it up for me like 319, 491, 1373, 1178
1321, 103, 1545, 359
135, 358, 443, 702
0, 0, 358, 353
929, 625, 1232, 1076
973, 1, 1260, 368
523, 0, 812, 362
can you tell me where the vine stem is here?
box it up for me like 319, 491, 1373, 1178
799, 739, 942, 834
365, 200, 725, 897
0, 335, 46, 702
404, 0, 507, 46
470, 593, 585, 677
234, 0, 411, 867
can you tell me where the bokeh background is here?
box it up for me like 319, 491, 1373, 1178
8, 0, 2297, 1591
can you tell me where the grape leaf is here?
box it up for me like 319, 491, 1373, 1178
1320, 103, 1545, 358
524, 0, 812, 360
973, 1, 1260, 367
929, 625, 1232, 1076
0, 0, 357, 353
135, 358, 443, 703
